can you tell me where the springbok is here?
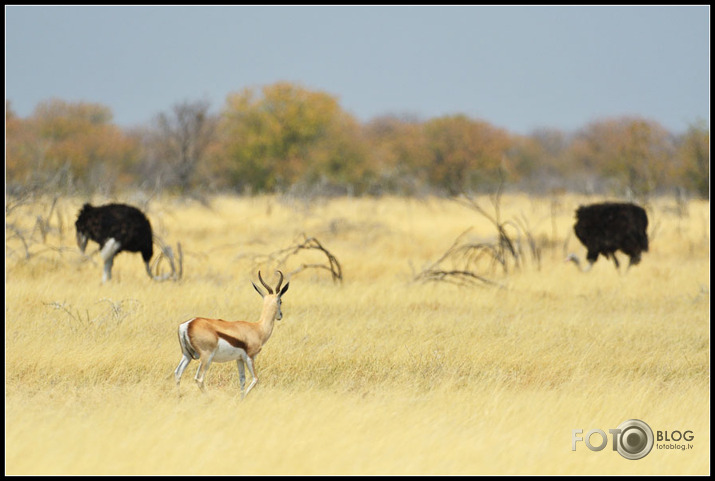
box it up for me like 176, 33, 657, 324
174, 270, 290, 398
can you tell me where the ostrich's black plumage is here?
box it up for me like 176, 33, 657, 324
75, 203, 154, 281
571, 202, 649, 270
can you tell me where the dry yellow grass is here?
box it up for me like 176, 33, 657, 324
5, 193, 710, 475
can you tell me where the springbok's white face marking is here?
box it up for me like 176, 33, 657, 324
174, 270, 290, 398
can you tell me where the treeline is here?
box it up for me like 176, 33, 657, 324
5, 82, 709, 199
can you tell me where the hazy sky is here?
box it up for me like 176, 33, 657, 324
5, 5, 710, 135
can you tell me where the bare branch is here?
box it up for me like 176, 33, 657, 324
152, 235, 183, 281
253, 234, 342, 283
416, 172, 541, 287
417, 269, 504, 288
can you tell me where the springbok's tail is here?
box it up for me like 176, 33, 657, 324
178, 320, 199, 360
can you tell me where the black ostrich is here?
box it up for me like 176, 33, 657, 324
75, 203, 157, 282
566, 202, 649, 272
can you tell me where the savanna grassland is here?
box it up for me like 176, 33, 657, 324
5, 193, 710, 475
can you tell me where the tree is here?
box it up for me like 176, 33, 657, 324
421, 115, 511, 195
144, 99, 218, 193
217, 82, 367, 193
676, 120, 709, 198
6, 101, 40, 190
363, 114, 431, 195
570, 117, 676, 197
6, 99, 140, 194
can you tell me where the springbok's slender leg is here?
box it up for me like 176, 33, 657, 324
237, 359, 246, 394
175, 354, 191, 393
244, 355, 258, 397
195, 351, 216, 392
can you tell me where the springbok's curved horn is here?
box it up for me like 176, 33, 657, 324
274, 270, 284, 294
258, 271, 273, 294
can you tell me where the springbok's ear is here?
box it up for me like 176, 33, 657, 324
252, 282, 266, 298
279, 282, 290, 297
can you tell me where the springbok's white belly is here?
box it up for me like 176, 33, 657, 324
212, 338, 248, 363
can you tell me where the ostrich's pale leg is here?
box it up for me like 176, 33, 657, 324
100, 238, 121, 282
